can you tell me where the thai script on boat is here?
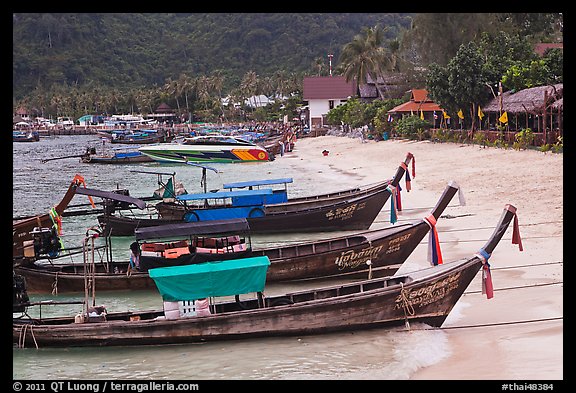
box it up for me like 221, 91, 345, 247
334, 245, 384, 270
385, 233, 412, 254
325, 203, 358, 221
393, 271, 462, 310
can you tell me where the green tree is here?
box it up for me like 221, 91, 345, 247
446, 41, 489, 130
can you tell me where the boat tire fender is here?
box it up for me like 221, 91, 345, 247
248, 207, 265, 218
184, 211, 200, 222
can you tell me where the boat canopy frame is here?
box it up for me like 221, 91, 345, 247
134, 218, 251, 241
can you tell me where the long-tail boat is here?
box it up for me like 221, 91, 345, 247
14, 182, 461, 293
13, 204, 523, 348
95, 152, 415, 237
13, 174, 96, 263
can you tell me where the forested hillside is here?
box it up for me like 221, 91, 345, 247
13, 13, 413, 99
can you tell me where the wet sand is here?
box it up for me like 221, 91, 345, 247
285, 135, 563, 380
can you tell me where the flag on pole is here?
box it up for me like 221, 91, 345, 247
420, 109, 424, 120
387, 114, 393, 122
499, 111, 508, 124
457, 109, 464, 120
478, 105, 484, 120
433, 111, 438, 120
442, 110, 450, 119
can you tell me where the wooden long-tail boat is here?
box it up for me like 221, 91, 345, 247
14, 182, 461, 293
13, 175, 95, 262
13, 204, 522, 348
95, 152, 415, 237
154, 152, 416, 219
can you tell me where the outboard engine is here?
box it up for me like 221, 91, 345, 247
13, 272, 30, 313
31, 226, 62, 258
111, 189, 131, 210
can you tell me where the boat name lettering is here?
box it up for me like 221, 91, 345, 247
325, 204, 358, 221
334, 245, 384, 270
385, 234, 412, 254
393, 272, 462, 310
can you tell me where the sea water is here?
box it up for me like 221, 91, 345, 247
13, 134, 451, 380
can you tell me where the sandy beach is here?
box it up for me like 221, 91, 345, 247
285, 135, 563, 381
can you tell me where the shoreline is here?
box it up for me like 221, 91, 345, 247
286, 135, 563, 380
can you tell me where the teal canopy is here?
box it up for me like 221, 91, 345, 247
148, 256, 270, 301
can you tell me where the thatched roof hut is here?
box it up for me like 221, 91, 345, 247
481, 83, 562, 143
483, 83, 563, 114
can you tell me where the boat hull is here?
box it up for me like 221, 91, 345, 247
139, 144, 270, 163
13, 257, 482, 348
81, 153, 154, 164
155, 181, 390, 220
13, 221, 430, 293
97, 188, 391, 236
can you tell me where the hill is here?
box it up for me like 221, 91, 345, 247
13, 13, 413, 99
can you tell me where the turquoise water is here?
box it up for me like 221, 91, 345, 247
13, 135, 450, 380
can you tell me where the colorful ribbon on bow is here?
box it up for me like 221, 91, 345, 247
475, 248, 494, 299
512, 213, 523, 251
400, 153, 416, 192
424, 214, 443, 266
49, 207, 62, 236
395, 183, 403, 211
386, 184, 398, 224
73, 174, 96, 208
48, 207, 66, 251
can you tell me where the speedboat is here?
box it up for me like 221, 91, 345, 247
138, 134, 270, 163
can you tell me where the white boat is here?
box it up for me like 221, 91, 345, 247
138, 134, 271, 163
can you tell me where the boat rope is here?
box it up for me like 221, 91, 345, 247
17, 325, 25, 348
463, 280, 562, 296
18, 324, 38, 349
490, 260, 563, 271
397, 316, 563, 332
399, 282, 415, 330
51, 271, 59, 296
440, 316, 563, 331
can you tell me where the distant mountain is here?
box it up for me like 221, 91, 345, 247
12, 13, 413, 99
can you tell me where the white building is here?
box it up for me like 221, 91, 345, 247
302, 76, 356, 129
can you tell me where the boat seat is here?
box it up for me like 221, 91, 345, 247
164, 247, 191, 259
195, 243, 247, 255
141, 240, 188, 252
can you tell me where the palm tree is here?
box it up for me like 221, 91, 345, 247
163, 77, 181, 116
240, 71, 259, 110
178, 73, 194, 121
339, 25, 391, 99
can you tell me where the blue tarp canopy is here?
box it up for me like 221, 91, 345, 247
223, 178, 293, 189
148, 256, 270, 301
176, 188, 272, 201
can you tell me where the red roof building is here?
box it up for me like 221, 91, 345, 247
388, 89, 444, 123
303, 76, 356, 100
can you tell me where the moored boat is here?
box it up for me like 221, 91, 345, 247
96, 152, 414, 236
13, 130, 40, 142
81, 147, 155, 164
138, 134, 271, 163
14, 182, 461, 293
